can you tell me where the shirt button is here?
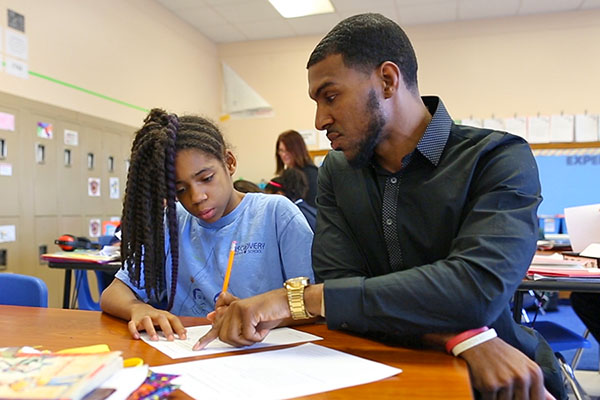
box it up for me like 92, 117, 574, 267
390, 177, 398, 184
341, 322, 348, 329
386, 218, 393, 226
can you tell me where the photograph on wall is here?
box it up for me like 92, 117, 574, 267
109, 177, 119, 199
36, 122, 53, 139
64, 129, 79, 146
88, 177, 100, 197
89, 219, 101, 237
8, 9, 25, 32
0, 112, 15, 131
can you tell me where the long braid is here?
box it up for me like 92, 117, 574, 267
122, 110, 173, 303
164, 114, 179, 311
122, 109, 228, 311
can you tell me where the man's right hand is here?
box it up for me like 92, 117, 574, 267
128, 303, 187, 341
460, 337, 555, 400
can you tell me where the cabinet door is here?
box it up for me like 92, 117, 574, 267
57, 121, 83, 216
0, 105, 20, 216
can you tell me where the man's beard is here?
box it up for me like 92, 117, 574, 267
347, 89, 386, 169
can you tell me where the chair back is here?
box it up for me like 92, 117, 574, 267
527, 321, 591, 352
0, 273, 48, 307
74, 270, 103, 311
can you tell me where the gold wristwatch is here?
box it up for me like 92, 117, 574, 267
284, 277, 313, 320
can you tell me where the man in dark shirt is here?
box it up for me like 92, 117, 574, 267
198, 13, 564, 399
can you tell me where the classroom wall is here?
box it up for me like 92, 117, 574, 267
0, 0, 221, 126
0, 0, 221, 307
219, 9, 600, 183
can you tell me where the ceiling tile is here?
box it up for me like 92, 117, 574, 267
519, 0, 584, 15
286, 13, 343, 36
235, 19, 296, 40
396, 1, 458, 25
458, 0, 520, 20
200, 23, 247, 43
173, 6, 229, 28
155, 0, 208, 11
338, 5, 399, 21
155, 0, 600, 43
581, 0, 600, 8
213, 1, 282, 23
332, 0, 394, 11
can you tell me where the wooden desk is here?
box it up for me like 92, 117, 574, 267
47, 260, 120, 309
0, 306, 473, 399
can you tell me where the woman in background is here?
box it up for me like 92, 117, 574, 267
275, 130, 317, 207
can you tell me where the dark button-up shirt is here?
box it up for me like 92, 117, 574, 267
313, 96, 564, 397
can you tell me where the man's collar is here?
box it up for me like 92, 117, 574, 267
416, 96, 452, 166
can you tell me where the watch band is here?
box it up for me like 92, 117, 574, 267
285, 277, 313, 320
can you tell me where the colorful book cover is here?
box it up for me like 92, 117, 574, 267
0, 348, 122, 400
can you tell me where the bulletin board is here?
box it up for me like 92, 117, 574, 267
534, 148, 600, 216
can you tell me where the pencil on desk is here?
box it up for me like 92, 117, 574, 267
221, 240, 237, 294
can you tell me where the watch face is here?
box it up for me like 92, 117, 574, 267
286, 277, 309, 288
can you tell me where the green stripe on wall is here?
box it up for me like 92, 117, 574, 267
1, 61, 148, 112
28, 70, 149, 112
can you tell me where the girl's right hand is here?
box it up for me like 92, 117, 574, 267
127, 303, 187, 341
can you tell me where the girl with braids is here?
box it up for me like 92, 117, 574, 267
100, 109, 314, 342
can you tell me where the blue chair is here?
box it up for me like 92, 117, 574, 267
0, 273, 48, 307
526, 321, 591, 400
73, 270, 108, 311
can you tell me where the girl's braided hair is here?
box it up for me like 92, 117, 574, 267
121, 108, 227, 310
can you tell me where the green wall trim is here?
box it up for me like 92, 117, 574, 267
28, 70, 149, 112
1, 61, 149, 112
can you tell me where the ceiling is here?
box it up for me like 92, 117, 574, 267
155, 0, 600, 43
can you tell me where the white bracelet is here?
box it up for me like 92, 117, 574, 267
451, 328, 497, 356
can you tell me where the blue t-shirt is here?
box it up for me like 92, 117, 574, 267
115, 193, 314, 316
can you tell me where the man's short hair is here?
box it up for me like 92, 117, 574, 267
307, 13, 418, 91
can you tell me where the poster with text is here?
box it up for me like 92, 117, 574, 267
64, 129, 79, 146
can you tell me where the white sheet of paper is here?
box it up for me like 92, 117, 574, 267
483, 118, 504, 131
574, 114, 599, 142
565, 203, 600, 252
141, 326, 322, 359
527, 115, 551, 143
151, 343, 402, 400
550, 114, 574, 142
504, 116, 527, 139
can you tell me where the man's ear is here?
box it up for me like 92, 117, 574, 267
378, 61, 400, 99
225, 150, 237, 176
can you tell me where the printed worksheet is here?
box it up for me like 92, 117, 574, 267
151, 343, 402, 400
141, 326, 322, 359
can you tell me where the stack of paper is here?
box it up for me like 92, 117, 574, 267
529, 253, 600, 278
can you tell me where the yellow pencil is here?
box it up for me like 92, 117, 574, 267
221, 240, 237, 294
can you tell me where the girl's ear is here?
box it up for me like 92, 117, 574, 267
225, 150, 237, 176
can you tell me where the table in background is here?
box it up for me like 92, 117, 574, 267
514, 279, 600, 323
47, 260, 120, 309
1, 306, 473, 399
